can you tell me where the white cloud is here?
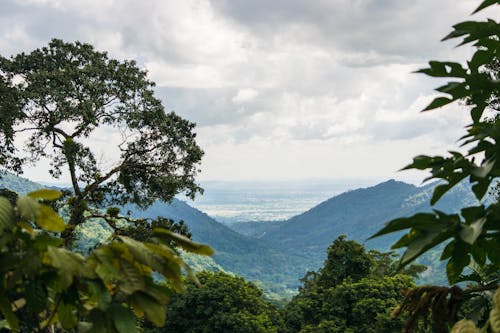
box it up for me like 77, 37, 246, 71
1, 0, 490, 182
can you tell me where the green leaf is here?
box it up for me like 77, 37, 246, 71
16, 196, 40, 221
57, 301, 77, 329
446, 245, 471, 284
0, 197, 14, 231
111, 304, 137, 333
43, 246, 85, 289
0, 296, 19, 332
472, 0, 499, 14
441, 241, 456, 260
460, 218, 486, 245
130, 292, 166, 327
35, 205, 65, 232
422, 97, 454, 111
27, 189, 62, 201
153, 228, 214, 255
471, 180, 490, 200
431, 184, 451, 205
400, 230, 446, 266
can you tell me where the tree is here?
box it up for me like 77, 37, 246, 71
0, 40, 213, 332
0, 39, 204, 245
154, 271, 282, 333
371, 1, 499, 331
283, 236, 421, 333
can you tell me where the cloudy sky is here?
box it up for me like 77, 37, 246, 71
1, 0, 497, 184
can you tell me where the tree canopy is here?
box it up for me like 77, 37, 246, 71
0, 40, 212, 332
0, 39, 204, 244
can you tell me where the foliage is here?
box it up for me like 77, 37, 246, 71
149, 271, 282, 333
450, 287, 500, 333
282, 236, 421, 333
370, 0, 500, 331
0, 189, 213, 332
0, 39, 213, 332
371, 0, 499, 285
0, 39, 204, 246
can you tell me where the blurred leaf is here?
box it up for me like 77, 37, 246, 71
111, 304, 137, 333
43, 246, 85, 289
0, 197, 14, 231
16, 195, 40, 221
130, 292, 166, 327
27, 189, 62, 201
0, 296, 19, 332
447, 253, 471, 284
36, 205, 65, 232
57, 301, 77, 329
460, 218, 486, 245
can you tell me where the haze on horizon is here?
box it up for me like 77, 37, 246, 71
2, 0, 496, 184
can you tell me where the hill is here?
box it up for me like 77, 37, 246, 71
229, 179, 478, 285
125, 199, 309, 297
0, 171, 42, 193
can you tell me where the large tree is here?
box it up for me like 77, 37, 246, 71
0, 40, 212, 332
0, 39, 204, 244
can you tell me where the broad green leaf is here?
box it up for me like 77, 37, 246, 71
441, 240, 456, 260
400, 230, 444, 266
0, 197, 14, 231
460, 218, 486, 245
16, 195, 40, 221
35, 205, 65, 232
0, 296, 19, 332
450, 319, 479, 333
490, 307, 500, 333
143, 279, 171, 304
447, 252, 471, 284
153, 228, 214, 255
130, 292, 166, 327
27, 189, 62, 201
118, 259, 146, 295
57, 301, 77, 329
471, 180, 490, 200
43, 246, 85, 289
86, 280, 112, 311
111, 304, 137, 333
431, 184, 451, 205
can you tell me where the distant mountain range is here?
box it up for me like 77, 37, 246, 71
0, 172, 479, 296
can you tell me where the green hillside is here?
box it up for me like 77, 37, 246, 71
0, 171, 42, 193
0, 173, 476, 295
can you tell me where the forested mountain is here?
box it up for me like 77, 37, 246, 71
262, 179, 477, 254
125, 199, 310, 297
230, 179, 480, 285
0, 172, 42, 193
0, 173, 476, 294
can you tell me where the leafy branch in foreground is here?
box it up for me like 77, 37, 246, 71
371, 0, 499, 332
0, 189, 213, 332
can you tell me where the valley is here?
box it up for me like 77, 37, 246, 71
0, 173, 477, 299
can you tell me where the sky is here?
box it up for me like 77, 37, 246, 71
1, 0, 497, 184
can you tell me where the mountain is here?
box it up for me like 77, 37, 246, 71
125, 199, 310, 297
0, 172, 479, 295
0, 171, 42, 193
261, 179, 477, 254
229, 179, 479, 285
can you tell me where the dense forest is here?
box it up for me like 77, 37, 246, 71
0, 0, 499, 332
